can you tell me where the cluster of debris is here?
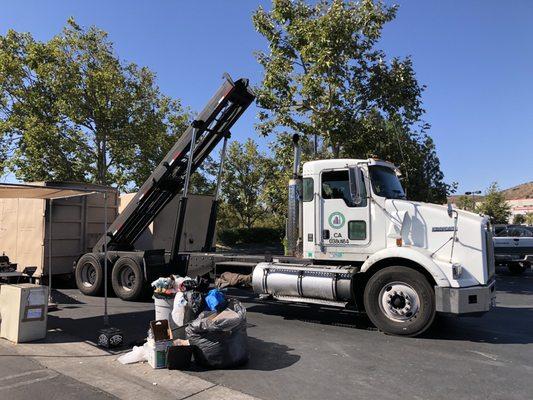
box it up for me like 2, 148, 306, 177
0, 252, 16, 273
118, 272, 251, 370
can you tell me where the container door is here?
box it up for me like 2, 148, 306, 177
319, 169, 371, 257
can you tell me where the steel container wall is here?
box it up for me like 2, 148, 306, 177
118, 192, 215, 252
0, 182, 117, 277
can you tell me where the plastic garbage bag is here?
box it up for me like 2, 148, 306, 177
205, 289, 227, 312
185, 291, 204, 316
171, 292, 196, 339
185, 299, 248, 368
117, 345, 147, 365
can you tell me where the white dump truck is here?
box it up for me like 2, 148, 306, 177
75, 75, 496, 337
253, 137, 496, 336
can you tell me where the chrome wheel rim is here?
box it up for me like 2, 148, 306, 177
379, 281, 420, 322
119, 265, 135, 292
80, 263, 97, 288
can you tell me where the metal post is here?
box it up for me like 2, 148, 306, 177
170, 127, 198, 269
48, 198, 53, 305
182, 128, 197, 197
214, 135, 229, 201
203, 134, 229, 251
103, 191, 109, 326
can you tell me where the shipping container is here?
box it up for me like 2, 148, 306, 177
0, 182, 117, 278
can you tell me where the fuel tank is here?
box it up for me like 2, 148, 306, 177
252, 262, 355, 302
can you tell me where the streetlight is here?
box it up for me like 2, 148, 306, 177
465, 190, 482, 211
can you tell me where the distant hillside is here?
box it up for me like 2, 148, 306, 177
501, 182, 533, 200
448, 181, 533, 203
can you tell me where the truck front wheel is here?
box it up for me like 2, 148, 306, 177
363, 266, 435, 337
111, 257, 145, 301
75, 253, 105, 296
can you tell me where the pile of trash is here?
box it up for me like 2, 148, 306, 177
118, 274, 249, 370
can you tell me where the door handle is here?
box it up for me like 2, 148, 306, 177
322, 230, 330, 240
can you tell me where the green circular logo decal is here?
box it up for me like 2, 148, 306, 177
328, 212, 345, 229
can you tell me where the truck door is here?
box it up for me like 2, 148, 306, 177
319, 169, 371, 255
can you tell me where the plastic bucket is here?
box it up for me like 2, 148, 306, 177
153, 297, 175, 329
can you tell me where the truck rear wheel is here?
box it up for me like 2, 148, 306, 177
111, 257, 145, 301
363, 266, 435, 337
75, 253, 105, 296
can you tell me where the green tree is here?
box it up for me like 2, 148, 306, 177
219, 139, 269, 229
253, 0, 449, 203
524, 213, 533, 226
477, 183, 511, 224
512, 214, 526, 225
0, 19, 189, 190
455, 195, 476, 212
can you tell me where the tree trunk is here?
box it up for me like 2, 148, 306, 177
96, 135, 107, 185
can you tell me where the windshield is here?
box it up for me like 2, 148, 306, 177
369, 165, 406, 200
496, 227, 533, 237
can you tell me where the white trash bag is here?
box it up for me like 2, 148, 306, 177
117, 345, 147, 365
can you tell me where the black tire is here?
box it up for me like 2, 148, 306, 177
75, 253, 105, 296
508, 262, 528, 275
111, 257, 145, 301
363, 266, 436, 337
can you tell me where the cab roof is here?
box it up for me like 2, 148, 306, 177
302, 158, 398, 175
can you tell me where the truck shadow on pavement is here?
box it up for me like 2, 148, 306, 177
493, 269, 533, 296
231, 286, 533, 345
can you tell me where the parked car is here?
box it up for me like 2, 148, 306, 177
493, 225, 533, 274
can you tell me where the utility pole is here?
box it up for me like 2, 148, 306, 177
465, 190, 481, 212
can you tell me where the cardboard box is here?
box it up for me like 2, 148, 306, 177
149, 320, 171, 341
146, 339, 173, 369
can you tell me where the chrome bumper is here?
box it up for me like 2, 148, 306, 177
494, 254, 533, 264
435, 280, 496, 315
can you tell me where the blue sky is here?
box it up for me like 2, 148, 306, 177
1, 0, 532, 193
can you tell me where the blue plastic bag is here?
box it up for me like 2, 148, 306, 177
205, 289, 227, 312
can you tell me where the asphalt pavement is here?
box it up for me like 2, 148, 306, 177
0, 344, 117, 399
4, 266, 532, 400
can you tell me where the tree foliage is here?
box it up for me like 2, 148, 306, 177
253, 0, 449, 203
477, 182, 511, 225
512, 214, 526, 225
219, 139, 270, 229
0, 19, 189, 189
455, 194, 476, 212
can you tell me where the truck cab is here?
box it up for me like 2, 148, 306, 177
253, 157, 496, 336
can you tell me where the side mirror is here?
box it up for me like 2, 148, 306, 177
348, 165, 363, 206
447, 203, 453, 218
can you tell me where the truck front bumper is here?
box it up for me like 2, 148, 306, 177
435, 279, 496, 315
494, 254, 533, 264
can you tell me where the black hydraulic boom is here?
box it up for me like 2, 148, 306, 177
93, 75, 255, 253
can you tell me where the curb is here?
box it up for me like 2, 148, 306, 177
0, 330, 260, 400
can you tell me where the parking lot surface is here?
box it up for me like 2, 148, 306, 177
48, 267, 533, 400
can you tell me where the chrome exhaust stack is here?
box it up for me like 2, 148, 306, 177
287, 134, 302, 257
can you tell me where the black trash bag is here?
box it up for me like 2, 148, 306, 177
185, 299, 248, 369
184, 291, 204, 316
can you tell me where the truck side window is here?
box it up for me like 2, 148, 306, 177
321, 170, 367, 207
302, 178, 314, 202
348, 221, 367, 240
